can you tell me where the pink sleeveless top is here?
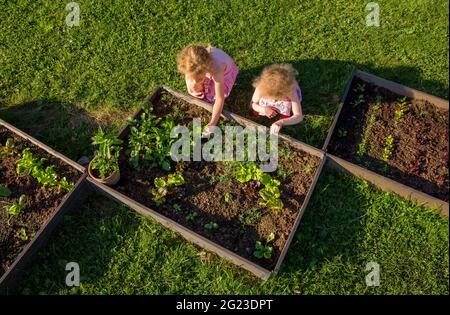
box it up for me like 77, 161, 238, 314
203, 48, 239, 103
254, 87, 303, 118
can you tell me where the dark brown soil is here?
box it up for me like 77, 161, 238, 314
0, 126, 81, 277
114, 93, 321, 269
328, 77, 449, 201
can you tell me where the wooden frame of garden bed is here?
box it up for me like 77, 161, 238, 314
0, 118, 90, 294
86, 86, 326, 280
323, 70, 449, 217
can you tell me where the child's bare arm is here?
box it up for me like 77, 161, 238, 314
272, 90, 303, 132
251, 88, 265, 113
208, 66, 226, 126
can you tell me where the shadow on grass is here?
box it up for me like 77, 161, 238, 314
0, 100, 100, 162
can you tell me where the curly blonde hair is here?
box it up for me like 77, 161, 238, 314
253, 63, 298, 99
176, 44, 213, 79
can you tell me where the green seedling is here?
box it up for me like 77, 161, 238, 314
254, 232, 275, 259
356, 98, 382, 160
91, 127, 123, 179
19, 227, 28, 241
6, 194, 26, 216
186, 212, 198, 221
276, 167, 293, 181
204, 222, 219, 230
303, 164, 314, 174
16, 148, 74, 191
0, 138, 18, 158
173, 203, 182, 212
382, 135, 395, 162
394, 97, 409, 121
337, 128, 348, 138
0, 186, 12, 197
224, 193, 232, 203
352, 94, 365, 108
354, 83, 366, 93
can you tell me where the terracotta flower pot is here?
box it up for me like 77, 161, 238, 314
88, 160, 120, 186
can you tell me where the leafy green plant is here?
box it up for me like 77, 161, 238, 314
224, 192, 232, 203
91, 128, 123, 179
6, 194, 26, 216
234, 162, 261, 183
127, 105, 176, 171
394, 97, 409, 121
150, 172, 185, 205
0, 186, 12, 197
253, 232, 275, 259
186, 212, 198, 221
382, 135, 395, 162
259, 185, 283, 211
0, 138, 18, 158
16, 149, 74, 191
173, 203, 182, 212
204, 222, 219, 230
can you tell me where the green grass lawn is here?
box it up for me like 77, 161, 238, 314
0, 0, 448, 294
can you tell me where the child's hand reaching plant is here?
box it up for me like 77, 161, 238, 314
270, 121, 282, 134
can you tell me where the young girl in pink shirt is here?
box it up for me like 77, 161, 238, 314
251, 64, 303, 134
177, 44, 239, 136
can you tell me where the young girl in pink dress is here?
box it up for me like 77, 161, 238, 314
251, 64, 303, 134
177, 44, 239, 136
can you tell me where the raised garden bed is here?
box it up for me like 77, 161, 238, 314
0, 118, 89, 294
87, 87, 325, 279
325, 70, 449, 215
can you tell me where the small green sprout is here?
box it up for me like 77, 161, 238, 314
186, 212, 198, 221
19, 227, 28, 241
337, 128, 348, 138
204, 222, 219, 230
224, 193, 232, 203
254, 232, 275, 259
6, 194, 26, 216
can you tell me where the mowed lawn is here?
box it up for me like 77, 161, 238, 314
0, 0, 448, 294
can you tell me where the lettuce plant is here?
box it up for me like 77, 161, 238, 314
150, 172, 185, 205
91, 128, 123, 179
